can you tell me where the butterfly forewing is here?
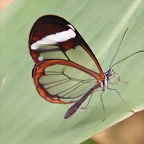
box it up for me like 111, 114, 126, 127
29, 15, 104, 76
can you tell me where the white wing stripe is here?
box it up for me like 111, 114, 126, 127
31, 29, 76, 50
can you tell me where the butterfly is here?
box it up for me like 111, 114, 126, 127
28, 15, 143, 120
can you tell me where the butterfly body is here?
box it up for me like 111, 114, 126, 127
102, 69, 114, 90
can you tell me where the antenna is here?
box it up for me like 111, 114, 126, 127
109, 27, 129, 69
111, 50, 144, 68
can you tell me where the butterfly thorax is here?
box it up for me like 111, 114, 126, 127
101, 69, 114, 90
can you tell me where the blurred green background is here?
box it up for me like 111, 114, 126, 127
1, 0, 144, 144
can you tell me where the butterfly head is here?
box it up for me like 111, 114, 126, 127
105, 69, 114, 78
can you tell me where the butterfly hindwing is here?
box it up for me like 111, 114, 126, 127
33, 59, 101, 104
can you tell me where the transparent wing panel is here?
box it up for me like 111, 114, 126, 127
66, 45, 99, 72
38, 64, 97, 102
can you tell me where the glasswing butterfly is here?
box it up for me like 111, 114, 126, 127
28, 15, 143, 120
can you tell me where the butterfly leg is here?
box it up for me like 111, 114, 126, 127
81, 88, 106, 121
81, 94, 93, 109
81, 90, 106, 121
81, 88, 105, 109
113, 72, 128, 84
99, 90, 106, 121
107, 87, 135, 113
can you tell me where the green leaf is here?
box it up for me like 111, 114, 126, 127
82, 139, 96, 144
1, 0, 144, 144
